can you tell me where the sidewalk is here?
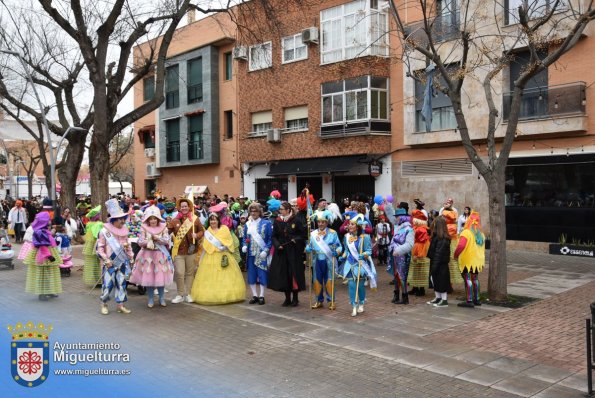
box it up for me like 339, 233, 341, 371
16, 243, 595, 397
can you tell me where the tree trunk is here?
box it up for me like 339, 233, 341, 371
89, 138, 111, 212
57, 136, 86, 211
486, 172, 508, 301
27, 174, 33, 199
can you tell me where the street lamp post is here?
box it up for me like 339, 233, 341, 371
0, 49, 55, 208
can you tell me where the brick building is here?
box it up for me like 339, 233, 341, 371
133, 12, 241, 199
235, 0, 393, 202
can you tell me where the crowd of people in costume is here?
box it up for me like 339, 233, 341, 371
13, 188, 486, 317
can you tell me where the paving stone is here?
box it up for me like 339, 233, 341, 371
423, 357, 477, 377
454, 349, 503, 365
532, 384, 589, 398
396, 350, 444, 368
556, 373, 589, 393
491, 374, 552, 397
520, 363, 575, 383
456, 366, 515, 386
485, 356, 537, 373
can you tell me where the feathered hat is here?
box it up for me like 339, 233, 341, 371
267, 198, 281, 212
209, 201, 228, 213
269, 190, 282, 199
312, 210, 332, 222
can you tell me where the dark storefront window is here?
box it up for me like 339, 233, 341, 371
505, 154, 595, 242
256, 178, 288, 202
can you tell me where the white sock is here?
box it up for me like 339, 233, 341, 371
441, 292, 448, 300
259, 284, 265, 297
435, 291, 440, 299
250, 284, 257, 297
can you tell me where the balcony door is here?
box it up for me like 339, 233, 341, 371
509, 50, 548, 119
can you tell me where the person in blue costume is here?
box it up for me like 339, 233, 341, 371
242, 202, 273, 305
306, 210, 342, 310
340, 214, 376, 317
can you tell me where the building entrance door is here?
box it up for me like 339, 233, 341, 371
333, 175, 375, 203
296, 176, 322, 201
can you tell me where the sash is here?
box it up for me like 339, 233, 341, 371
102, 229, 129, 270
311, 229, 333, 261
172, 218, 193, 259
346, 235, 377, 288
204, 229, 226, 251
247, 220, 266, 251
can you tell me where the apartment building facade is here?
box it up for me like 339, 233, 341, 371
235, 0, 393, 202
133, 13, 241, 199
392, 0, 594, 243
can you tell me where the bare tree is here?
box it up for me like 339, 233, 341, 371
109, 130, 135, 194
5, 140, 42, 198
388, 0, 594, 300
0, 0, 93, 210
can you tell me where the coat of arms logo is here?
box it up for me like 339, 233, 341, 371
7, 321, 52, 387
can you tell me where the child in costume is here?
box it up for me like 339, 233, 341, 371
306, 210, 342, 310
454, 210, 485, 308
235, 212, 248, 270
407, 209, 430, 297
54, 225, 73, 277
23, 212, 62, 301
426, 216, 452, 307
375, 214, 391, 267
97, 199, 134, 315
388, 208, 414, 304
341, 214, 376, 317
82, 205, 103, 286
242, 203, 272, 305
17, 225, 34, 260
440, 198, 464, 287
129, 206, 174, 308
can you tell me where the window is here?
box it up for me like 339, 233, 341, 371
284, 106, 309, 131
436, 0, 459, 41
187, 57, 202, 104
224, 110, 233, 139
414, 68, 456, 132
165, 119, 180, 162
282, 34, 307, 63
165, 65, 179, 109
506, 0, 565, 25
251, 110, 273, 134
249, 42, 272, 71
224, 52, 232, 80
188, 115, 203, 160
142, 132, 155, 149
503, 49, 548, 120
143, 77, 155, 102
321, 76, 389, 125
320, 0, 389, 64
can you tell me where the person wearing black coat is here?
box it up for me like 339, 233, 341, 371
426, 216, 451, 307
267, 202, 307, 306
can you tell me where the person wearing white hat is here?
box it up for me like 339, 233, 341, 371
129, 206, 174, 308
96, 199, 134, 315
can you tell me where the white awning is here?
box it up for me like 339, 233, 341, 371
184, 185, 209, 195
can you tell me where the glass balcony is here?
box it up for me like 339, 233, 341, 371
502, 82, 586, 121
188, 140, 203, 160
403, 10, 460, 44
166, 141, 180, 162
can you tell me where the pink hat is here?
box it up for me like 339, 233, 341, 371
209, 201, 228, 213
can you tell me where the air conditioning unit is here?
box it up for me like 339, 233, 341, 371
144, 148, 155, 158
233, 46, 248, 60
301, 27, 319, 45
146, 162, 161, 177
266, 128, 282, 143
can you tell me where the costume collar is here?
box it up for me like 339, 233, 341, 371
104, 222, 129, 237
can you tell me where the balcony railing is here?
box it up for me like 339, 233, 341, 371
404, 10, 460, 44
165, 90, 179, 109
187, 83, 203, 104
188, 140, 203, 160
319, 120, 391, 139
166, 141, 180, 162
502, 82, 586, 121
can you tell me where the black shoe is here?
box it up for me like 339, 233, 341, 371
48, 294, 58, 298
291, 291, 299, 307
282, 298, 291, 307
473, 300, 482, 306
258, 297, 265, 305
396, 293, 409, 305
416, 287, 425, 296
457, 301, 475, 308
38, 294, 49, 301
407, 287, 418, 295
248, 296, 259, 304
391, 290, 399, 304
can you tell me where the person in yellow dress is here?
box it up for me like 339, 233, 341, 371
453, 210, 485, 308
190, 213, 245, 305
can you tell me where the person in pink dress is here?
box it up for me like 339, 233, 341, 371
129, 206, 174, 308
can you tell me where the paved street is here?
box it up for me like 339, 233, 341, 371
1, 243, 593, 397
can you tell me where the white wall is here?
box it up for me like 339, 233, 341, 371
242, 163, 269, 199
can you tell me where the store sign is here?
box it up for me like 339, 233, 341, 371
369, 161, 382, 177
